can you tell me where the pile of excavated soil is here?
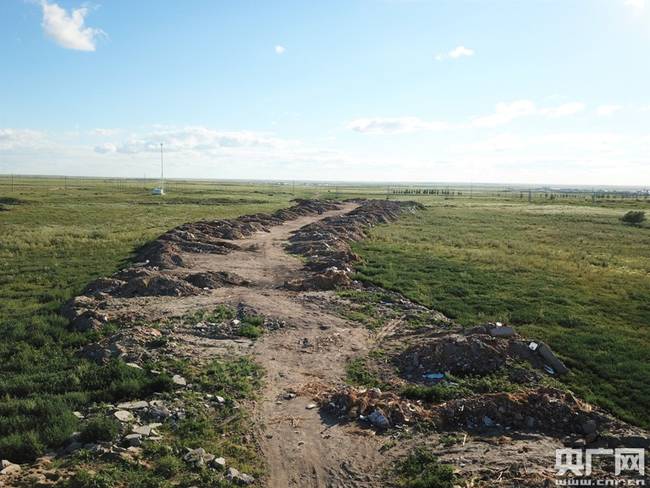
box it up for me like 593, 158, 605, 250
317, 385, 431, 429
433, 387, 603, 437
137, 199, 340, 269
285, 200, 422, 290
395, 328, 544, 379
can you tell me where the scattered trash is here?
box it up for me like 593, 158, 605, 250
422, 372, 445, 382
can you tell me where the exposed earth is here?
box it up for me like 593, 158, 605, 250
3, 199, 648, 487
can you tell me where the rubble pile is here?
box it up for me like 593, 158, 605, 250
136, 199, 340, 268
317, 385, 430, 429
395, 324, 567, 380
433, 387, 603, 437
286, 200, 423, 290
62, 199, 340, 330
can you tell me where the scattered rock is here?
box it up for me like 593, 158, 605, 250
124, 433, 142, 447
172, 374, 187, 386
0, 461, 20, 476
114, 410, 134, 422
226, 467, 255, 485
117, 400, 149, 410
211, 457, 226, 470
183, 447, 215, 468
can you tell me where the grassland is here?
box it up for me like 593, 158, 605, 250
0, 177, 648, 466
354, 200, 650, 427
0, 179, 296, 462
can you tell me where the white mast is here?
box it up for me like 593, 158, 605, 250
160, 142, 164, 192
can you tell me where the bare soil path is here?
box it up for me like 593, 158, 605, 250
95, 203, 388, 486
199, 202, 387, 487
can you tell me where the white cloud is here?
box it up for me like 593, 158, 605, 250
94, 142, 117, 154
348, 99, 586, 134
347, 117, 450, 134
95, 126, 292, 155
274, 45, 286, 54
436, 45, 474, 61
539, 102, 586, 118
624, 0, 645, 10
0, 128, 46, 150
91, 128, 120, 136
596, 104, 623, 116
449, 45, 474, 58
470, 100, 537, 128
40, 1, 104, 51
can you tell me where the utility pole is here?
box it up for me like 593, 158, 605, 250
528, 189, 532, 203
160, 143, 164, 193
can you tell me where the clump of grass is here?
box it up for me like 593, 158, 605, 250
400, 384, 467, 403
346, 357, 387, 389
621, 210, 646, 226
155, 455, 184, 477
238, 323, 263, 338
237, 313, 265, 339
392, 448, 456, 488
79, 417, 120, 444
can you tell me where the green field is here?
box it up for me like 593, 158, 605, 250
0, 179, 296, 464
354, 200, 650, 427
0, 177, 648, 467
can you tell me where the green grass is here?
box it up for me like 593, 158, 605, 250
390, 448, 456, 488
0, 180, 293, 461
354, 201, 650, 427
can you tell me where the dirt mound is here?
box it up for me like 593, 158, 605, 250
395, 328, 542, 379
185, 271, 250, 289
286, 200, 422, 289
136, 199, 340, 269
317, 385, 431, 429
433, 387, 602, 437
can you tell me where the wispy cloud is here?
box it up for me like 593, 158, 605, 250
40, 1, 104, 51
349, 100, 586, 134
94, 126, 291, 155
346, 117, 450, 134
436, 45, 474, 61
274, 45, 286, 54
596, 104, 623, 116
0, 128, 46, 150
539, 102, 586, 118
624, 0, 645, 10
470, 100, 537, 128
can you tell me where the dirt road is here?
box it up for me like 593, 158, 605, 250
195, 203, 386, 487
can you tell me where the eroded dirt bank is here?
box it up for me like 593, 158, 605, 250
6, 199, 647, 487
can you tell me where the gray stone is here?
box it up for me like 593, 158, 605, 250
183, 447, 214, 467
489, 326, 515, 337
114, 410, 134, 422
132, 425, 153, 436
124, 434, 142, 447
117, 400, 149, 410
211, 457, 226, 470
172, 374, 187, 386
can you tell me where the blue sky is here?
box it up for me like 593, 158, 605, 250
0, 0, 648, 184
